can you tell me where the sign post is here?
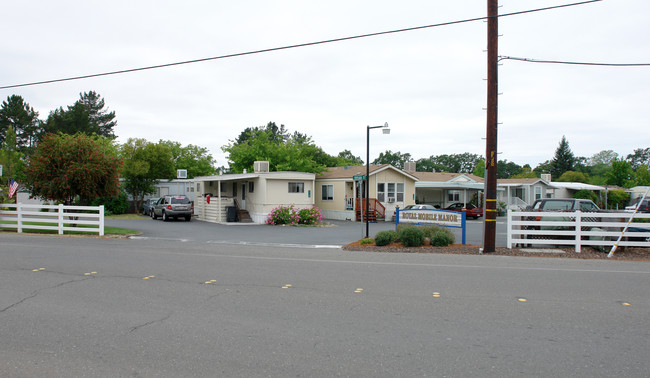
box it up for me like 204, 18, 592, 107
353, 175, 367, 239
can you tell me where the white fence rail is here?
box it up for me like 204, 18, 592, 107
0, 203, 105, 236
507, 209, 650, 252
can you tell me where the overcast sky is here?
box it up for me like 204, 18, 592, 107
2, 0, 649, 170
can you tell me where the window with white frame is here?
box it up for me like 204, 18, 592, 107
377, 183, 385, 202
535, 186, 542, 200
321, 184, 333, 201
448, 190, 460, 202
288, 182, 304, 193
387, 183, 396, 202
396, 183, 404, 202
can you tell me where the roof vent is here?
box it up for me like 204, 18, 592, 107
254, 161, 269, 173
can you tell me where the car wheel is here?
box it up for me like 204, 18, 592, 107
162, 212, 169, 222
151, 210, 157, 220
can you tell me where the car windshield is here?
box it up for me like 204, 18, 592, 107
171, 197, 190, 204
541, 201, 573, 210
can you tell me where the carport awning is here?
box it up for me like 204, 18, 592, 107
194, 173, 260, 182
415, 182, 484, 190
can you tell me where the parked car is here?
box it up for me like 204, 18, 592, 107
524, 198, 605, 249
625, 199, 650, 213
142, 197, 159, 216
530, 198, 600, 212
151, 195, 192, 221
444, 203, 483, 219
394, 204, 437, 218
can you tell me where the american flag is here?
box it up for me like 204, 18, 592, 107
8, 178, 18, 198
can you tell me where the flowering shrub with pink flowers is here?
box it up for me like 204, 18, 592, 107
266, 205, 324, 226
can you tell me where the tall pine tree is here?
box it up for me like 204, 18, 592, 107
550, 136, 575, 179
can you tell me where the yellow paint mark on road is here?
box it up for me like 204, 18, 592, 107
518, 298, 527, 302
91, 272, 97, 274
622, 302, 631, 306
354, 288, 364, 293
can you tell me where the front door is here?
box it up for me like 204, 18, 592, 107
241, 183, 246, 210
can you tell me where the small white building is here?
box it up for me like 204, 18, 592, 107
193, 162, 316, 224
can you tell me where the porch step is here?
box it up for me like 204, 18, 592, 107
238, 210, 254, 223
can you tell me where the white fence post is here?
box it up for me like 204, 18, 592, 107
99, 205, 105, 236
58, 204, 64, 235
17, 203, 23, 233
506, 208, 513, 248
575, 211, 581, 253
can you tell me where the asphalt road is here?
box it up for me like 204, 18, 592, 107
108, 215, 505, 248
1, 231, 648, 377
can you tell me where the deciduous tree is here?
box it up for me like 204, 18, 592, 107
159, 140, 216, 178
120, 139, 175, 213
24, 133, 122, 205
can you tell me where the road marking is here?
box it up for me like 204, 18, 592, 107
207, 240, 342, 249
518, 298, 527, 302
354, 288, 363, 293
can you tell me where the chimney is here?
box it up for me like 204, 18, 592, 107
404, 161, 416, 172
541, 174, 551, 182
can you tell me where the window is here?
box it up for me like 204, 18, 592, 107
448, 190, 460, 202
249, 182, 254, 193
321, 185, 333, 201
220, 182, 227, 193
289, 182, 304, 193
535, 186, 542, 200
377, 183, 385, 202
387, 183, 396, 201
396, 183, 404, 202
196, 183, 201, 192
232, 182, 237, 197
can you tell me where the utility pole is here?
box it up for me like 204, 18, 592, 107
483, 0, 499, 252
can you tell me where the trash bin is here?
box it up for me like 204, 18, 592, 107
226, 206, 238, 222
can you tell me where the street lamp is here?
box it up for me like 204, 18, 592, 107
366, 122, 390, 238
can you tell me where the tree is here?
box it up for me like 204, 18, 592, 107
497, 160, 523, 179
416, 153, 481, 173
589, 150, 618, 166
120, 139, 175, 213
556, 171, 589, 183
41, 91, 116, 139
634, 164, 650, 186
223, 123, 333, 174
626, 148, 650, 170
336, 150, 364, 165
606, 189, 630, 210
77, 91, 117, 138
373, 150, 412, 169
511, 164, 538, 179
472, 160, 485, 177
606, 159, 634, 188
533, 160, 552, 176
0, 126, 26, 202
0, 95, 40, 152
24, 133, 122, 205
159, 140, 216, 178
549, 136, 575, 179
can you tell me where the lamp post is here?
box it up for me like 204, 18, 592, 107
366, 122, 390, 238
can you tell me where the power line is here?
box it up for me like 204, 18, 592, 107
499, 56, 650, 66
0, 0, 602, 90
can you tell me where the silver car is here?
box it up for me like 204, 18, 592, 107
151, 195, 192, 221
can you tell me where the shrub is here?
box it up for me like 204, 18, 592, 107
266, 205, 299, 225
430, 227, 455, 246
297, 206, 324, 225
360, 237, 374, 245
266, 205, 324, 225
374, 230, 399, 246
91, 192, 129, 215
606, 189, 630, 210
573, 189, 598, 202
399, 226, 425, 247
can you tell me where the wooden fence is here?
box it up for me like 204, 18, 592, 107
507, 209, 650, 252
0, 203, 105, 236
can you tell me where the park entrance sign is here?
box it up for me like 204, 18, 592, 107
396, 209, 466, 244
